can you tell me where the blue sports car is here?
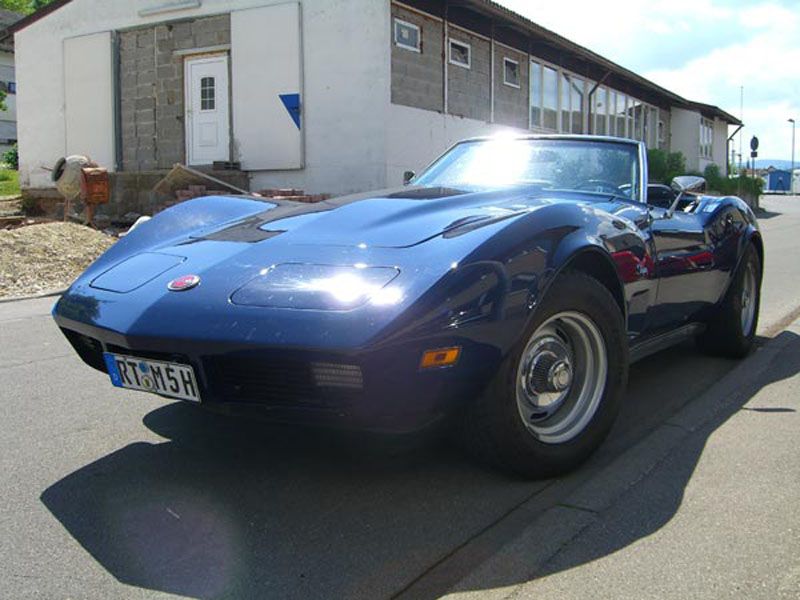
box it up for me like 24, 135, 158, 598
53, 135, 762, 477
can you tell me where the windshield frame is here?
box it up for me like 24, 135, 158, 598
413, 135, 648, 204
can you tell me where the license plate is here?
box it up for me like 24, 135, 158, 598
103, 352, 201, 402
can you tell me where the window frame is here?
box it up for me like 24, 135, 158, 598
503, 57, 521, 89
700, 117, 714, 160
448, 38, 471, 69
200, 76, 216, 111
393, 18, 421, 53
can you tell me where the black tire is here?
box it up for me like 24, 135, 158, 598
697, 243, 761, 359
460, 271, 628, 479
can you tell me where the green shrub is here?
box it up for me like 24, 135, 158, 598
3, 144, 18, 170
647, 148, 686, 184
0, 168, 19, 196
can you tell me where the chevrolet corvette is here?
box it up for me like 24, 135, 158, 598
53, 135, 762, 477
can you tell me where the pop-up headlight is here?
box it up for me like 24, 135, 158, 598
230, 263, 402, 310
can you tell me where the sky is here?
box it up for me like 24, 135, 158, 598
497, 0, 800, 163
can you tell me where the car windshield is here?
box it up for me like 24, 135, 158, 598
414, 138, 642, 201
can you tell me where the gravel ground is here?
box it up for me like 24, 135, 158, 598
0, 222, 115, 299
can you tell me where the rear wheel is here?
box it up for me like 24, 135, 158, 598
461, 272, 628, 478
697, 243, 761, 358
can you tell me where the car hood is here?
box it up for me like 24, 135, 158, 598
191, 185, 551, 249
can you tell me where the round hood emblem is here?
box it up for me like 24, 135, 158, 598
168, 274, 201, 292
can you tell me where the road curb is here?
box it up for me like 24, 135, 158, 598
436, 327, 799, 599
0, 288, 66, 305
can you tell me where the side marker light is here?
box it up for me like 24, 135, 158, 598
420, 347, 461, 370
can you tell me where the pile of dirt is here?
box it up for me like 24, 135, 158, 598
0, 222, 116, 299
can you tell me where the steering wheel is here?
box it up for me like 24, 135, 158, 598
575, 179, 621, 194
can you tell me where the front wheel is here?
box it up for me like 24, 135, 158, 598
461, 272, 628, 478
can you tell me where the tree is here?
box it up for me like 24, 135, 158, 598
0, 0, 57, 15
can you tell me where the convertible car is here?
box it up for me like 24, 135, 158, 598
53, 135, 762, 477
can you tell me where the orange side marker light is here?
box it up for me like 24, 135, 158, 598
420, 347, 462, 369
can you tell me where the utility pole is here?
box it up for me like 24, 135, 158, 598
739, 86, 744, 170
790, 118, 796, 194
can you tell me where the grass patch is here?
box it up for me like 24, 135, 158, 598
0, 169, 19, 197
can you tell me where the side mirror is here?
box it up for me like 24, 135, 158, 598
403, 170, 415, 185
666, 176, 706, 218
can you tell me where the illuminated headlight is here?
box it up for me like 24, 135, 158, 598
311, 362, 364, 389
231, 263, 402, 310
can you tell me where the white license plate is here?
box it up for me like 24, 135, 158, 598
103, 352, 201, 402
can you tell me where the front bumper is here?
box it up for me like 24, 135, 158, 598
57, 317, 500, 434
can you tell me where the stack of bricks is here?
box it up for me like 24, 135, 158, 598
173, 185, 228, 202
257, 189, 330, 203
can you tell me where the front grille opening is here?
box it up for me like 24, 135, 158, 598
206, 355, 364, 408
61, 329, 106, 372
311, 362, 364, 389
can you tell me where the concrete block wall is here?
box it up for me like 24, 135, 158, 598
493, 44, 529, 130
446, 27, 490, 122
119, 14, 231, 172
390, 5, 443, 113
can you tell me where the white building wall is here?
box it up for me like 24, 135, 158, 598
0, 50, 16, 154
15, 0, 390, 195
0, 50, 16, 123
385, 103, 525, 186
700, 117, 729, 175
669, 108, 700, 173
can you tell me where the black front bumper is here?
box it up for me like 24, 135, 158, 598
59, 322, 499, 434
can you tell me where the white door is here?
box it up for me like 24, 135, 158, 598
185, 55, 230, 166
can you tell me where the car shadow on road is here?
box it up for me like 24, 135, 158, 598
447, 330, 800, 597
39, 333, 799, 600
755, 208, 783, 220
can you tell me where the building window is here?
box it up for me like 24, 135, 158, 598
394, 18, 421, 52
631, 99, 643, 141
542, 65, 558, 130
200, 76, 215, 111
700, 118, 714, 159
594, 87, 608, 135
569, 76, 584, 134
658, 119, 666, 147
648, 107, 659, 148
530, 61, 542, 128
503, 57, 520, 88
615, 93, 628, 137
449, 39, 471, 69
6, 82, 15, 95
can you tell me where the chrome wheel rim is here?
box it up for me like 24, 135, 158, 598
516, 311, 608, 445
740, 261, 757, 337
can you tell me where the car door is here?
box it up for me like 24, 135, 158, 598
648, 200, 719, 330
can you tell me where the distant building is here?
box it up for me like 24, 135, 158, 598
11, 0, 742, 206
763, 168, 793, 194
0, 9, 22, 156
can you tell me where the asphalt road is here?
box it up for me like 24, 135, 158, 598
2, 195, 799, 600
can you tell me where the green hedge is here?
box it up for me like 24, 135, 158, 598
703, 163, 763, 199
647, 148, 686, 185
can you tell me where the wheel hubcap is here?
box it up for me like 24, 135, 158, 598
516, 312, 608, 445
740, 261, 757, 336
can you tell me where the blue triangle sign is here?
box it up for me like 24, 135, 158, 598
279, 93, 301, 130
